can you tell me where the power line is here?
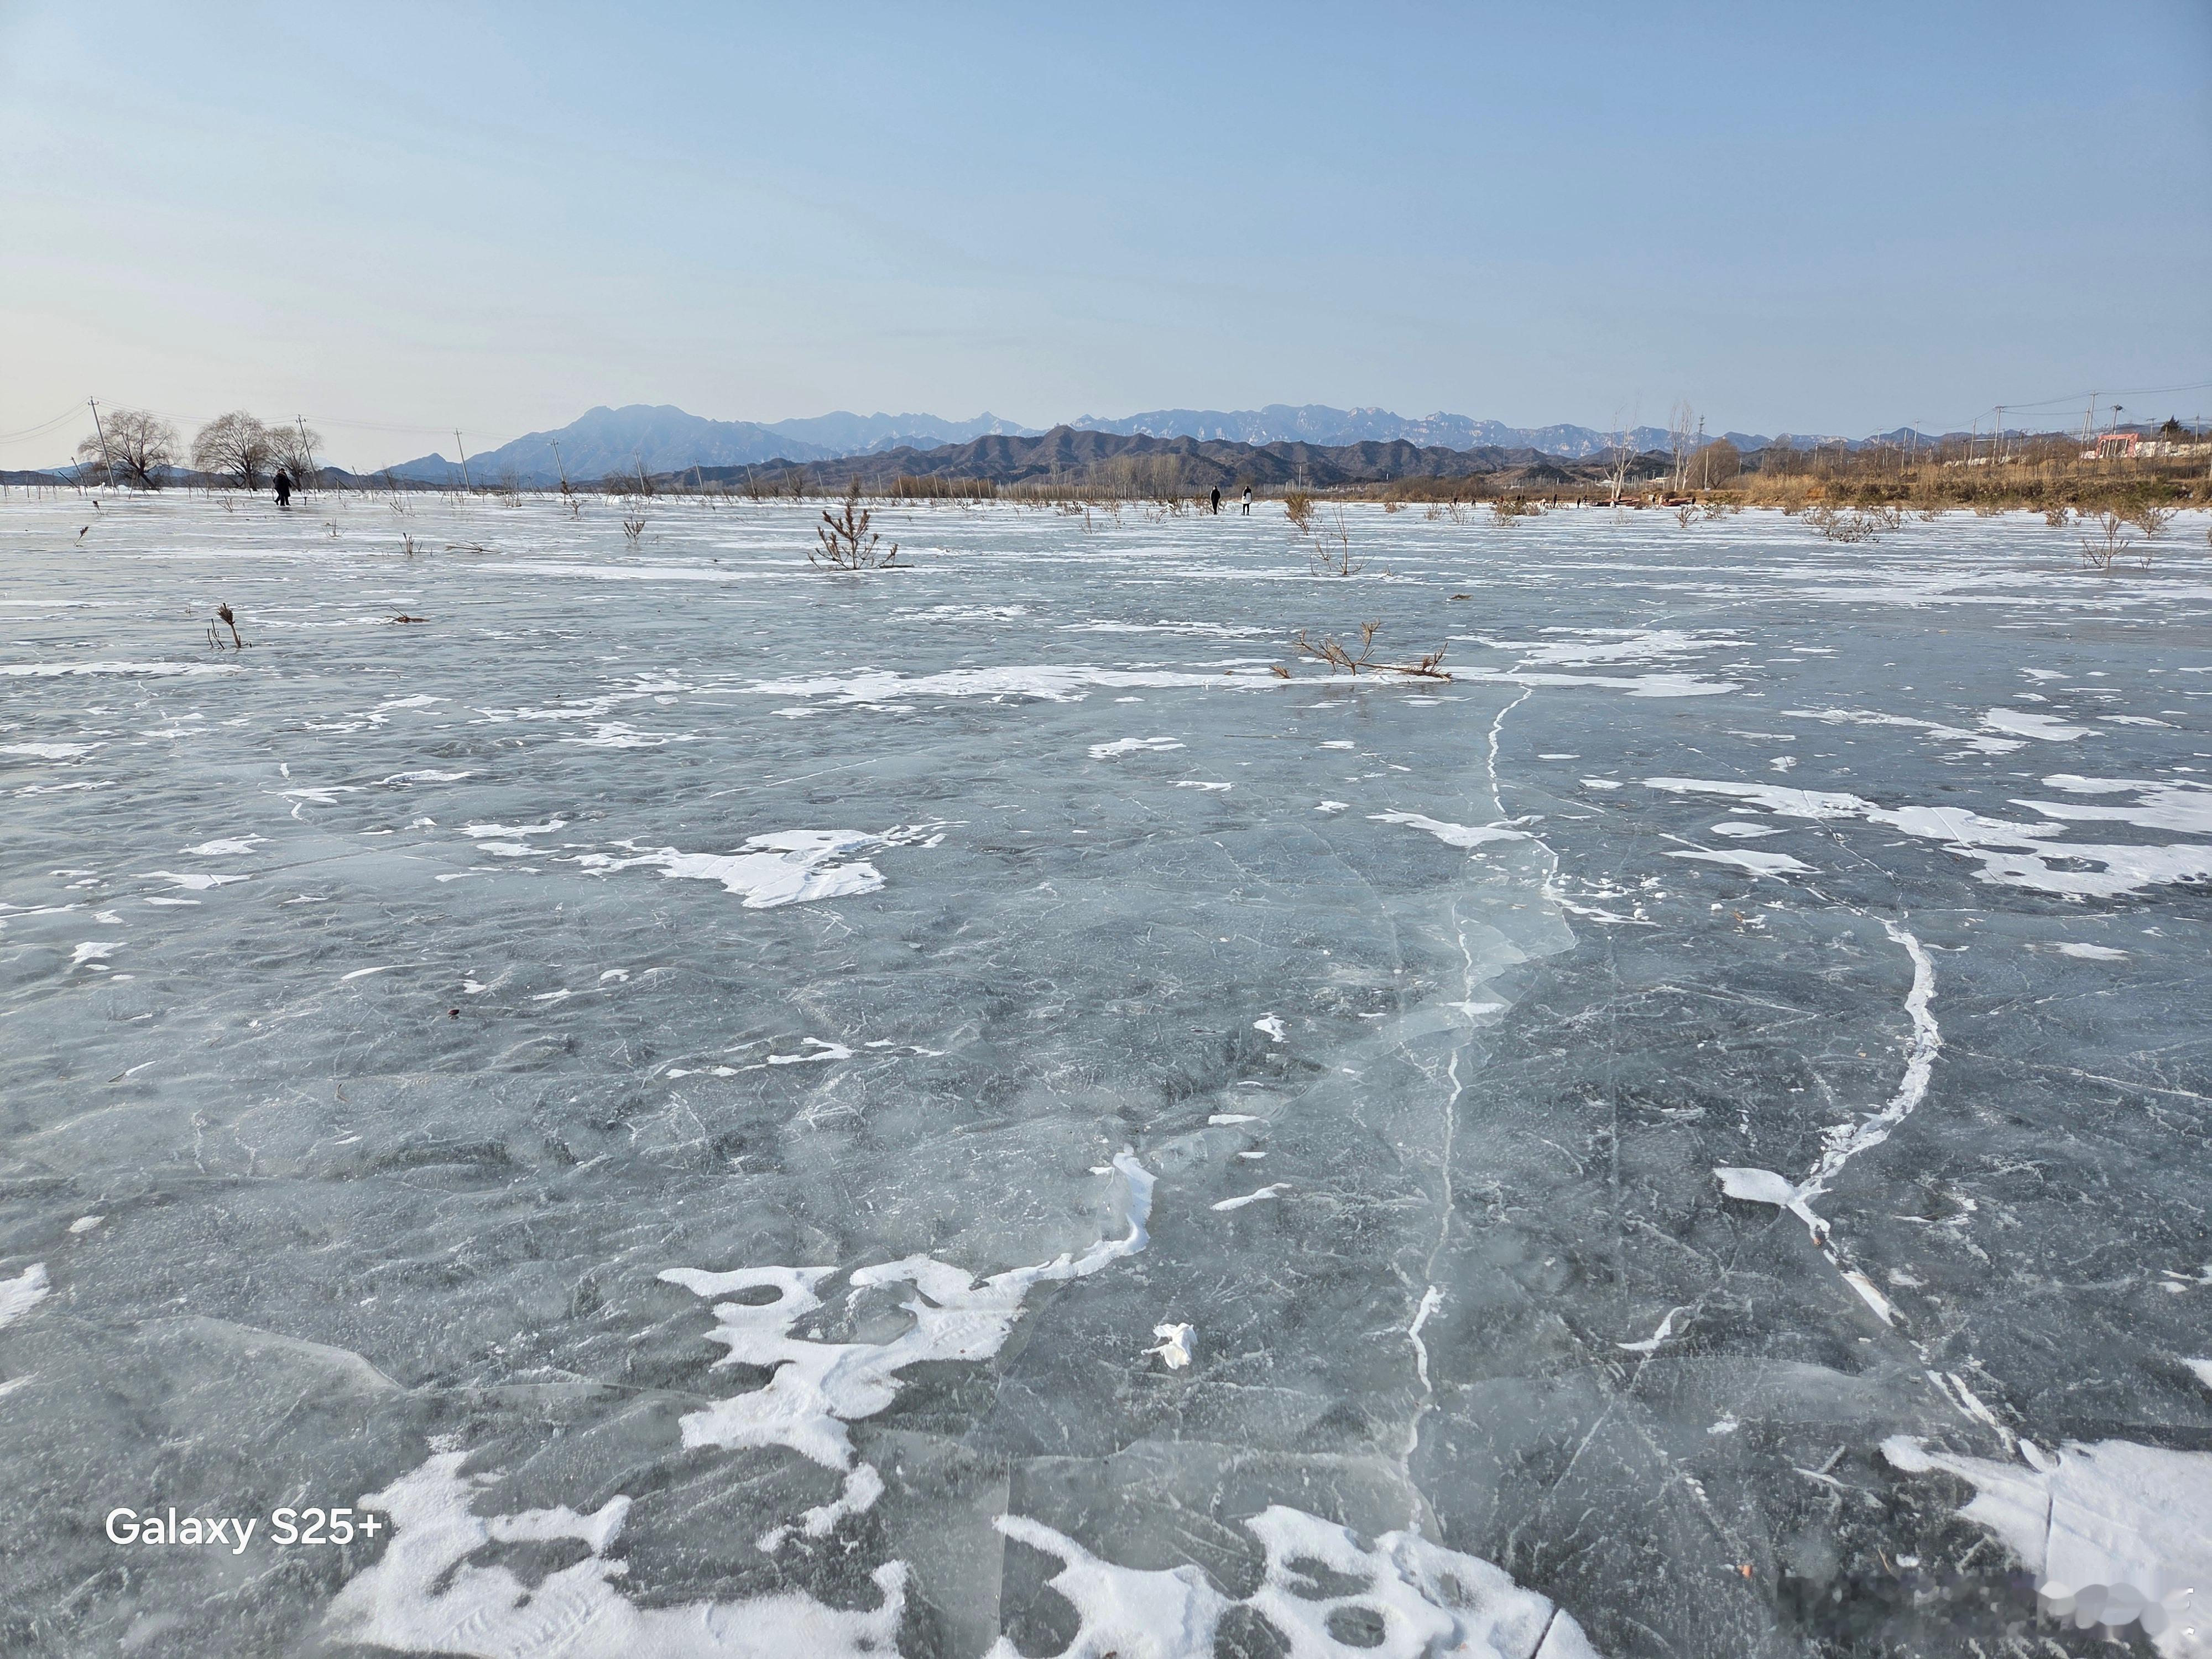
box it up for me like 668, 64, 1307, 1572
0, 404, 89, 442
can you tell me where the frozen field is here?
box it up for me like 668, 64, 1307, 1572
2, 492, 2209, 1658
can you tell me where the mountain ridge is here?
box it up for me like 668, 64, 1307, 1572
380, 401, 1992, 487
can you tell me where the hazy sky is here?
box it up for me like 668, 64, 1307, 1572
3, 2, 2206, 470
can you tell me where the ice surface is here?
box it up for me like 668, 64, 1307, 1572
2, 495, 2208, 1656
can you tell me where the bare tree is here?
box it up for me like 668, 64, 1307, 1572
1667, 401, 1696, 495
191, 412, 278, 489
267, 421, 326, 490
76, 408, 178, 489
1695, 438, 1740, 489
1605, 417, 1638, 509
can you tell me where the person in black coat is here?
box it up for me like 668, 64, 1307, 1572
274, 469, 293, 507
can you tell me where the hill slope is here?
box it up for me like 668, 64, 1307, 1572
686, 425, 1653, 493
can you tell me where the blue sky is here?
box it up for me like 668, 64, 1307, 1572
3, 1, 2206, 468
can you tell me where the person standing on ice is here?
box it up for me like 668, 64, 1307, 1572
1210, 487, 1221, 514
274, 469, 293, 508
1240, 486, 1251, 515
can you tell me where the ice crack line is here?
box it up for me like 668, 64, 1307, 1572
1713, 916, 1939, 1328
1400, 687, 1538, 1500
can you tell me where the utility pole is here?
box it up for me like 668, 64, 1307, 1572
549, 437, 570, 492
1994, 406, 2004, 468
454, 431, 472, 493
634, 452, 650, 495
295, 418, 319, 493
2082, 393, 2096, 453
87, 398, 117, 488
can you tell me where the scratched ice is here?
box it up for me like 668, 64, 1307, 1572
2, 494, 2208, 1657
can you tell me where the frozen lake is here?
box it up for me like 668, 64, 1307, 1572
2, 493, 2209, 1657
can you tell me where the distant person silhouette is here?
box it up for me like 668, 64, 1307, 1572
1240, 486, 1251, 515
274, 469, 293, 508
1210, 487, 1221, 515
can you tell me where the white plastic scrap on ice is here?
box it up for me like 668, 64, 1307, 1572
1146, 1322, 1195, 1370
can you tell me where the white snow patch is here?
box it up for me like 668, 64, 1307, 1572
1370, 810, 1530, 850
1884, 1436, 2212, 1656
1665, 847, 1814, 878
1645, 776, 2212, 900
767, 1039, 852, 1066
660, 1151, 1153, 1470
2020, 778, 2212, 836
1476, 627, 1732, 668
745, 666, 1274, 705
989, 1504, 1597, 1659
0, 1264, 50, 1328
182, 836, 263, 857
569, 824, 942, 909
2051, 942, 2127, 961
1710, 821, 1784, 838
324, 1452, 905, 1657
1254, 1015, 1287, 1043
0, 661, 237, 679
1782, 707, 2025, 754
1981, 707, 2094, 742
1, 742, 101, 760
1089, 737, 1185, 760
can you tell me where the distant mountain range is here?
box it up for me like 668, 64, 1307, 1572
1068, 405, 1721, 459
694, 426, 1624, 494
379, 402, 1945, 487
384, 405, 1040, 487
